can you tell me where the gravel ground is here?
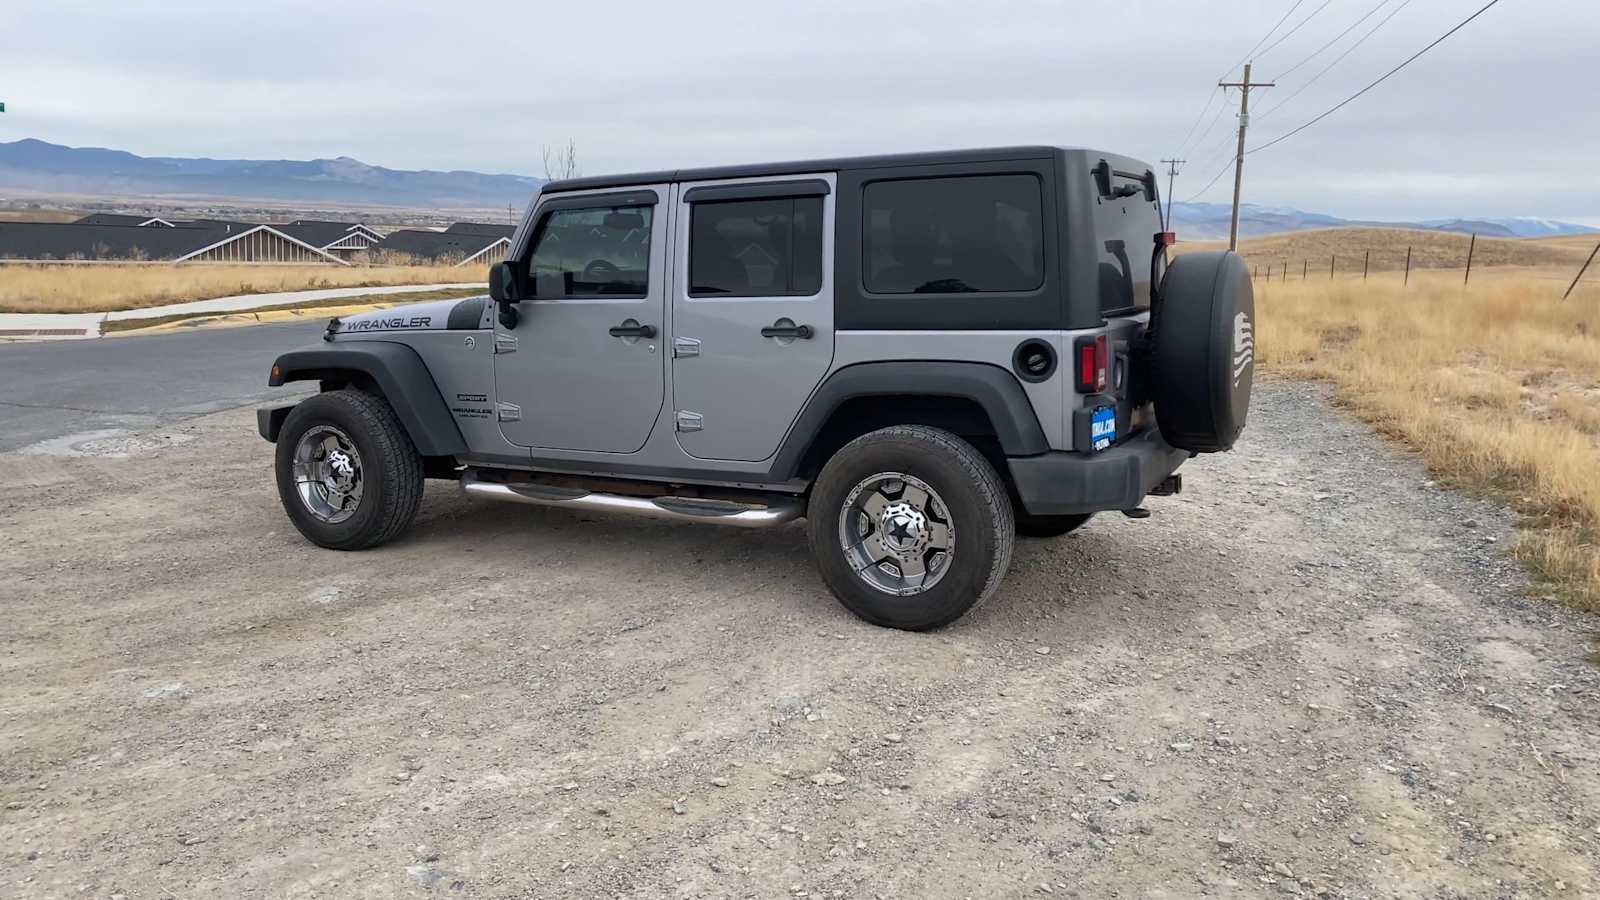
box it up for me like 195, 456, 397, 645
2, 378, 1597, 899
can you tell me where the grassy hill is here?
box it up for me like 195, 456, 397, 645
1178, 226, 1595, 274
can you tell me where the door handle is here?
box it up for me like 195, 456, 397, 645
608, 322, 657, 338
760, 323, 814, 340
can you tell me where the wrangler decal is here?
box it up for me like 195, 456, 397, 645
342, 316, 433, 332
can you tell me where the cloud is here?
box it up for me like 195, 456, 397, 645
1, 0, 1592, 220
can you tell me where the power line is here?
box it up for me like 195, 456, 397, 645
1250, 0, 1506, 155
1219, 0, 1310, 80
1254, 0, 1339, 63
1173, 85, 1222, 153
1182, 156, 1238, 203
1256, 0, 1417, 121
1172, 0, 1311, 176
1273, 0, 1399, 81
1186, 95, 1235, 158
1174, 0, 1308, 156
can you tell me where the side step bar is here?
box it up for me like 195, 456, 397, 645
459, 470, 803, 529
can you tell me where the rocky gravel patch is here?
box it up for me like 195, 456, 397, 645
1, 377, 1597, 897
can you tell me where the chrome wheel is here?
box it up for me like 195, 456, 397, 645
292, 425, 364, 524
837, 472, 954, 596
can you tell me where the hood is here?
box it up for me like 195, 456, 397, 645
331, 295, 488, 335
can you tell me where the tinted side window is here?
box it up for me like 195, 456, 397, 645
863, 175, 1043, 294
690, 197, 823, 297
527, 205, 652, 298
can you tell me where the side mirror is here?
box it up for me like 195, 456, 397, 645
488, 262, 521, 304
489, 262, 521, 329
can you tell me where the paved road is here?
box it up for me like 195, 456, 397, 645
0, 323, 321, 452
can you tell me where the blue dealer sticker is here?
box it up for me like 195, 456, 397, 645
1091, 407, 1116, 451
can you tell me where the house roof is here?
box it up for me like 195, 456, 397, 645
371, 229, 501, 261
0, 221, 231, 260
275, 221, 372, 248
0, 220, 346, 264
445, 222, 515, 238
74, 213, 177, 227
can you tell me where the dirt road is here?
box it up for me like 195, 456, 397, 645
3, 379, 1597, 899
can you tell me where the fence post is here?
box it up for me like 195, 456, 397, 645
1363, 250, 1370, 281
1564, 239, 1600, 300
1330, 254, 1336, 280
1282, 261, 1287, 282
1303, 259, 1308, 280
1464, 232, 1476, 285
1404, 246, 1412, 286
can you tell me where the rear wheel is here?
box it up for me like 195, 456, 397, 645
1016, 512, 1093, 538
274, 389, 425, 551
807, 425, 1014, 631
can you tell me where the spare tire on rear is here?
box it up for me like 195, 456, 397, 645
1149, 250, 1255, 453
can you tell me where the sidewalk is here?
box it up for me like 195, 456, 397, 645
0, 282, 482, 340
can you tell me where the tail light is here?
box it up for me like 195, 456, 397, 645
1075, 334, 1108, 394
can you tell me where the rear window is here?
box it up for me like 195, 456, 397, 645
690, 197, 824, 297
864, 174, 1044, 295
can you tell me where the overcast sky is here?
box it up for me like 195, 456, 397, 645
4, 0, 1595, 222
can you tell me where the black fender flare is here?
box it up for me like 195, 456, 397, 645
769, 361, 1050, 480
267, 341, 467, 456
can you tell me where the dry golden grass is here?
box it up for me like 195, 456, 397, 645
0, 263, 489, 314
1258, 271, 1600, 610
1180, 226, 1596, 275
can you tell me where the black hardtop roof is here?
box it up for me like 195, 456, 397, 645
542, 145, 1087, 194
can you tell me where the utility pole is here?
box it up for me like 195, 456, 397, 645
1159, 158, 1184, 231
1219, 63, 1273, 251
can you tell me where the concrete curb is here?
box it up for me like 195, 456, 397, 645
0, 282, 483, 341
108, 302, 401, 336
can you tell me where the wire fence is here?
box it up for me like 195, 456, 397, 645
1238, 235, 1600, 299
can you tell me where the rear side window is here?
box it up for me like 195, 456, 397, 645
690, 197, 823, 297
864, 175, 1043, 294
527, 205, 652, 298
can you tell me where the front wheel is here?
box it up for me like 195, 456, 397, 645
274, 389, 425, 551
807, 425, 1015, 631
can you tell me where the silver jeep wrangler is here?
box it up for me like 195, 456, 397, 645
260, 146, 1254, 630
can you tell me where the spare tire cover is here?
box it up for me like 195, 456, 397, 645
1149, 250, 1254, 453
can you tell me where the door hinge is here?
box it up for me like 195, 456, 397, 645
672, 336, 701, 358
494, 334, 518, 354
675, 410, 704, 432
496, 402, 522, 422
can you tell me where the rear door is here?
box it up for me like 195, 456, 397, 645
494, 187, 668, 453
669, 175, 836, 461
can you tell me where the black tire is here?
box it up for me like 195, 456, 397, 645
274, 389, 425, 551
1151, 250, 1255, 453
807, 425, 1014, 631
1016, 512, 1093, 538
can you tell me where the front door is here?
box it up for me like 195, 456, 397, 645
494, 186, 668, 453
670, 175, 836, 461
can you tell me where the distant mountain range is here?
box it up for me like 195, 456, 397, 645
0, 139, 542, 209
2, 139, 1594, 234
1171, 201, 1595, 240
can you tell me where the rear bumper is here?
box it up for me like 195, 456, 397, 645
1007, 427, 1189, 516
